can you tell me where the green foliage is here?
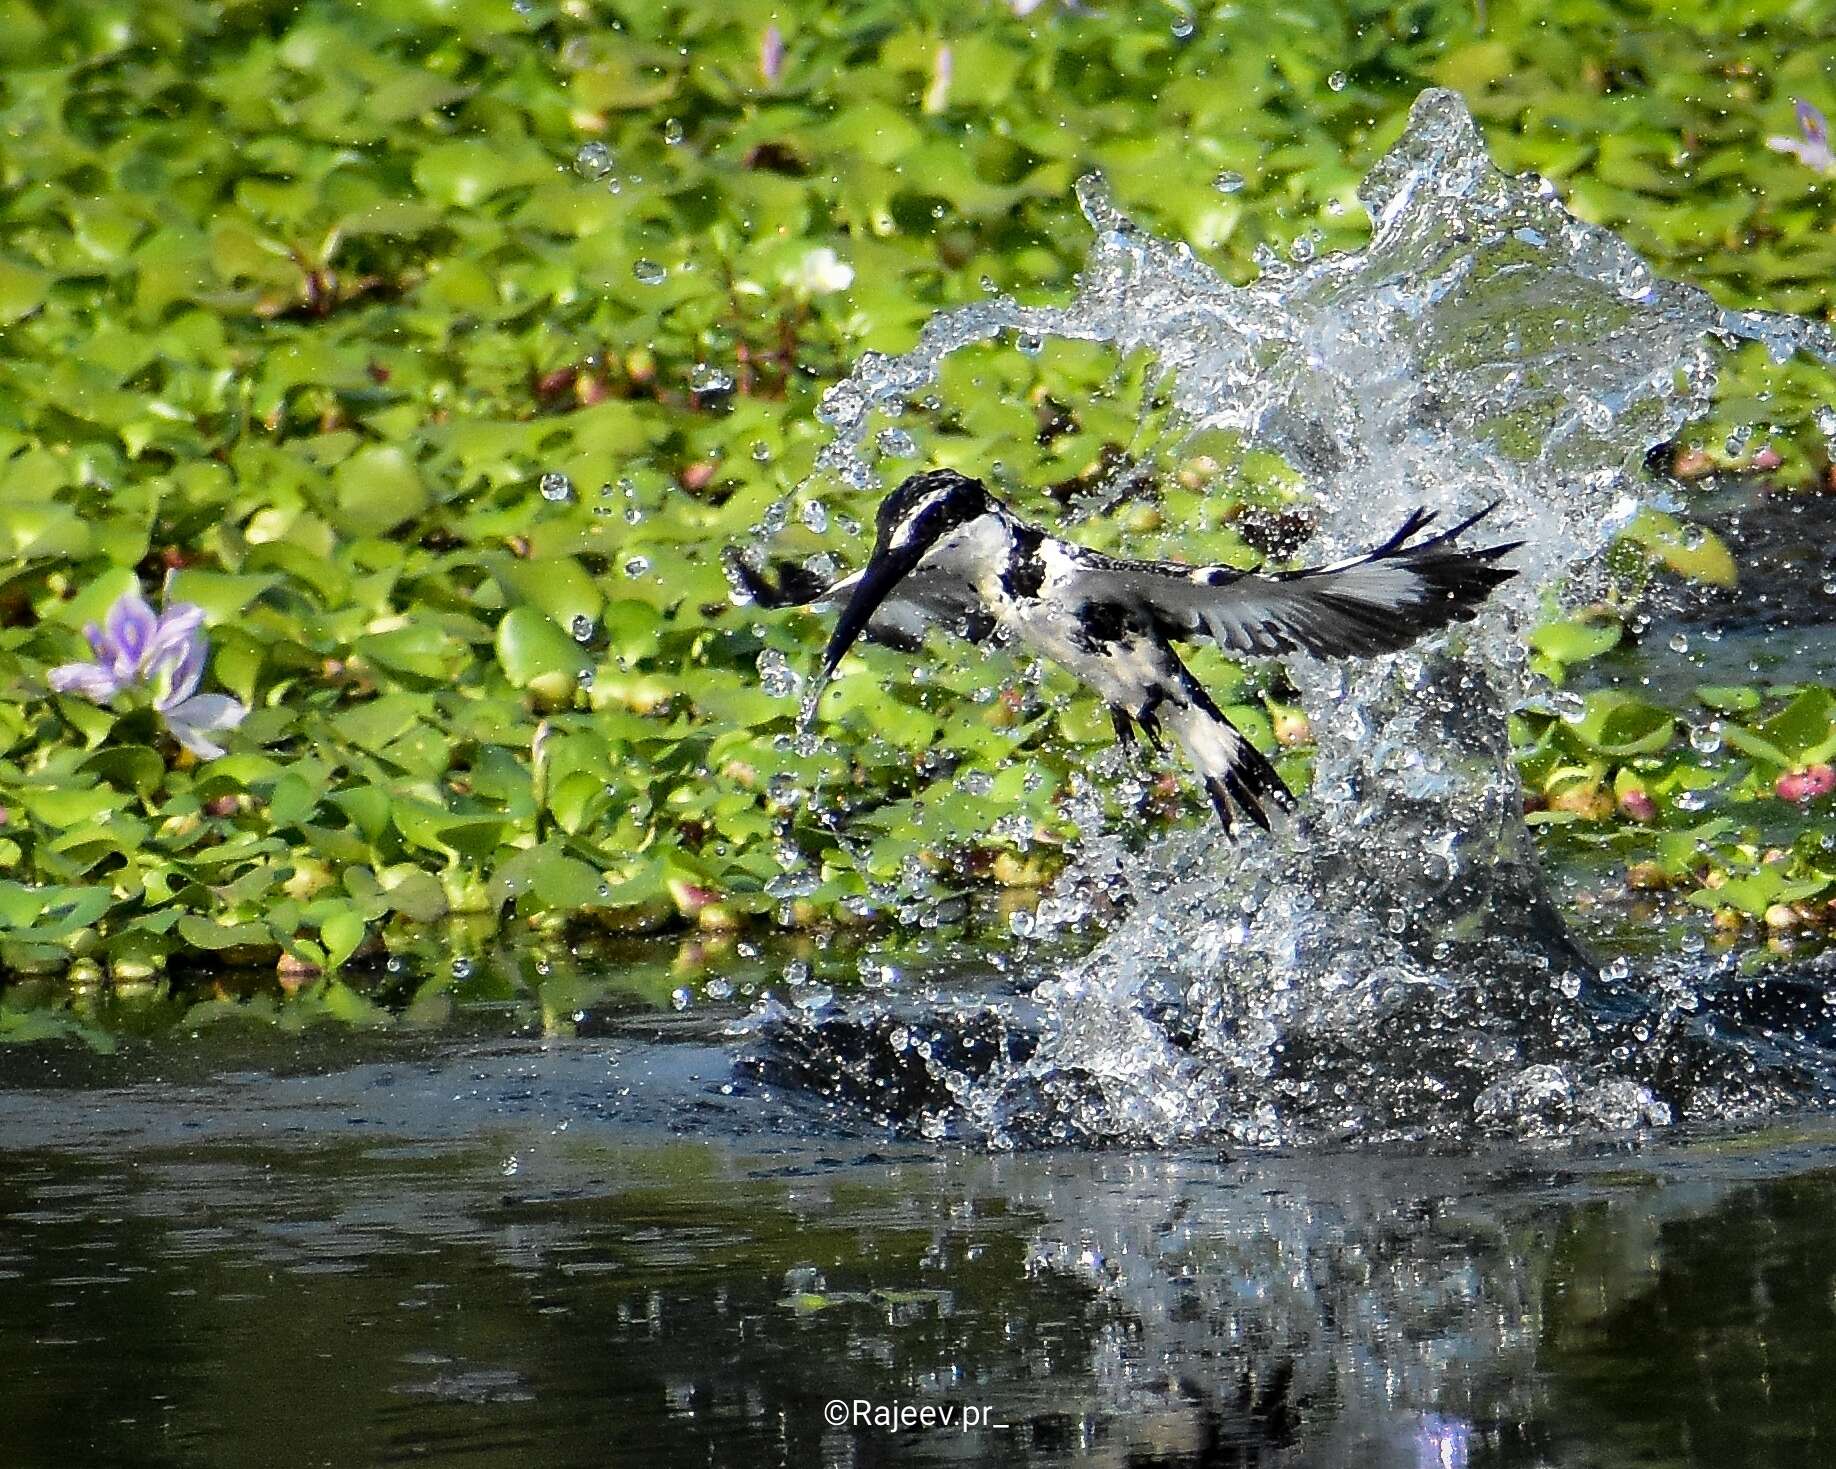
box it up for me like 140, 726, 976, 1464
0, 0, 1834, 1034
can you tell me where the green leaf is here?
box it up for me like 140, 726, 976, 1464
491, 843, 603, 911
320, 905, 367, 970
495, 607, 591, 688
1619, 510, 1738, 588
1529, 617, 1621, 665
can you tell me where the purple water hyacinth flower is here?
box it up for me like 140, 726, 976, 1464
759, 24, 784, 87
1414, 1414, 1470, 1469
48, 584, 247, 759
1767, 99, 1836, 173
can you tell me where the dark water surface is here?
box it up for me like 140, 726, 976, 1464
4, 1023, 1835, 1468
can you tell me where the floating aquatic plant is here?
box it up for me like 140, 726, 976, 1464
47, 586, 247, 759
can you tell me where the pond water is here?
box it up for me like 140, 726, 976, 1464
4, 1025, 1836, 1467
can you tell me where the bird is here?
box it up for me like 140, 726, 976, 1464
730, 468, 1520, 836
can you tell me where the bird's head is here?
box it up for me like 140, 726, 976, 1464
819, 469, 993, 680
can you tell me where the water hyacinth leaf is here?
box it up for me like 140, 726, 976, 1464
176, 915, 275, 952
331, 445, 429, 537
81, 745, 166, 798
1697, 685, 1763, 714
1760, 687, 1836, 762
330, 786, 392, 845
380, 869, 448, 922
319, 906, 367, 969
1528, 617, 1621, 665
0, 258, 49, 323
495, 557, 604, 632
1565, 692, 1676, 758
495, 606, 592, 689
1619, 510, 1738, 588
165, 572, 281, 622
491, 843, 603, 911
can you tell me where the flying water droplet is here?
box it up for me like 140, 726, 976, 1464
1690, 722, 1723, 754
877, 427, 918, 458
662, 117, 685, 146
624, 555, 651, 578
539, 471, 574, 502
799, 498, 828, 533
1326, 69, 1348, 91
570, 614, 594, 642
756, 649, 800, 699
573, 142, 613, 179
1213, 170, 1245, 195
690, 363, 733, 394
633, 259, 667, 285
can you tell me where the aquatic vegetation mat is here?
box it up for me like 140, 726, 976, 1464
0, 0, 1834, 1090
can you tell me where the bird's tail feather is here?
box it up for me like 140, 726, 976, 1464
1163, 695, 1295, 838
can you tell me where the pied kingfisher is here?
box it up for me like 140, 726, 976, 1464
734, 468, 1519, 835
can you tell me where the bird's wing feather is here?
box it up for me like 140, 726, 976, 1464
725, 553, 991, 650
1070, 505, 1520, 660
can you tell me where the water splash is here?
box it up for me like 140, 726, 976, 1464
750, 90, 1836, 1145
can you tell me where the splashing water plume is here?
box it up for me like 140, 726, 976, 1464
753, 91, 1836, 1146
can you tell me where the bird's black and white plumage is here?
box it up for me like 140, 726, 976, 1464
731, 469, 1520, 835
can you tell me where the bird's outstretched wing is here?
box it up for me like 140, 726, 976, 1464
1072, 504, 1520, 660
724, 552, 994, 651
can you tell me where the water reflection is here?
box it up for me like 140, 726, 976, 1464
2, 1039, 1834, 1466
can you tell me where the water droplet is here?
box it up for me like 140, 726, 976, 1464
1669, 632, 1690, 654
539, 471, 574, 502
1170, 14, 1194, 37
1290, 232, 1318, 264
1008, 909, 1036, 937
1213, 170, 1245, 195
690, 363, 733, 394
1016, 331, 1044, 356
1326, 69, 1348, 91
751, 440, 772, 462
756, 649, 800, 699
662, 117, 685, 146
573, 142, 613, 179
624, 555, 651, 578
782, 958, 810, 986
705, 977, 733, 1001
960, 770, 993, 795
1816, 406, 1836, 439
815, 382, 865, 428
1552, 691, 1586, 723
877, 427, 918, 458
1690, 722, 1722, 754
451, 957, 474, 980
570, 614, 594, 642
670, 986, 692, 1010
633, 259, 667, 285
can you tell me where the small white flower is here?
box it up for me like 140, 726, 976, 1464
785, 247, 854, 297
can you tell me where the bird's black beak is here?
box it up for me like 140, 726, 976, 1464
818, 536, 923, 683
